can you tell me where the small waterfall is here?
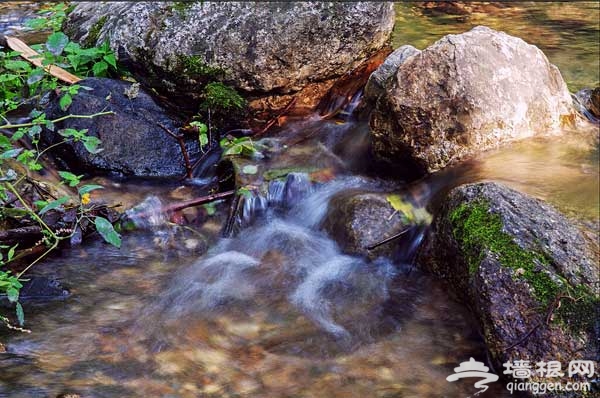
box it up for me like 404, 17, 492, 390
237, 192, 268, 228
233, 172, 315, 231
156, 177, 403, 341
267, 179, 286, 207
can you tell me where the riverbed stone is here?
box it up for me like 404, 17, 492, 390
370, 26, 575, 175
321, 192, 409, 259
43, 77, 201, 177
417, 182, 599, 380
63, 2, 395, 114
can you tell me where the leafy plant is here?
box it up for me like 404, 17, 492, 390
0, 6, 124, 330
220, 136, 258, 157
189, 120, 208, 147
24, 2, 73, 32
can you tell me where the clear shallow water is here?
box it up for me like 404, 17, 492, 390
1, 2, 599, 398
392, 2, 600, 91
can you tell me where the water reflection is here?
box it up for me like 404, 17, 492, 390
392, 2, 600, 91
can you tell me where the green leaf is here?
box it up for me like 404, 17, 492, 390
92, 61, 108, 76
385, 194, 432, 225
242, 165, 258, 175
45, 120, 55, 131
25, 17, 47, 30
78, 184, 103, 195
58, 171, 82, 186
58, 128, 78, 138
0, 148, 23, 159
103, 53, 117, 69
28, 125, 42, 137
4, 60, 31, 71
16, 302, 24, 326
66, 54, 80, 70
59, 93, 72, 111
386, 194, 413, 216
82, 136, 102, 154
27, 68, 45, 85
94, 217, 121, 248
6, 287, 19, 303
38, 196, 69, 215
199, 133, 208, 147
46, 32, 69, 56
203, 202, 216, 216
7, 244, 17, 261
223, 145, 243, 156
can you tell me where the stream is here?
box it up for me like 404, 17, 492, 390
1, 2, 598, 398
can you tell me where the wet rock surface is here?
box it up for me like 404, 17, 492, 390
63, 2, 395, 113
43, 77, 200, 178
18, 276, 69, 301
321, 192, 408, 259
418, 182, 599, 377
370, 26, 575, 175
574, 86, 600, 124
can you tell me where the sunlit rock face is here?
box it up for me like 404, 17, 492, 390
63, 2, 395, 113
370, 26, 575, 175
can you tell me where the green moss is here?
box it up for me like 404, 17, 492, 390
449, 200, 599, 333
179, 55, 224, 81
85, 15, 108, 47
555, 284, 599, 333
171, 1, 195, 16
449, 201, 559, 306
201, 82, 245, 112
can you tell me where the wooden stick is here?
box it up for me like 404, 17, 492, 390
366, 227, 412, 250
130, 190, 236, 220
156, 122, 193, 179
3, 35, 81, 84
162, 190, 235, 213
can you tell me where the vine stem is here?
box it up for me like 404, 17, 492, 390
1, 177, 62, 279
0, 111, 114, 130
3, 180, 56, 238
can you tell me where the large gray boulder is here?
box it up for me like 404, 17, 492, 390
418, 182, 599, 384
64, 2, 395, 114
370, 26, 575, 175
363, 45, 420, 105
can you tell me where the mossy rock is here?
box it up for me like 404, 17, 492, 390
418, 182, 599, 391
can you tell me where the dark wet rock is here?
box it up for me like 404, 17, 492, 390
418, 182, 599, 378
574, 86, 600, 124
363, 45, 420, 106
19, 276, 69, 300
0, 276, 68, 305
593, 87, 600, 116
370, 26, 574, 175
43, 77, 200, 177
63, 2, 395, 114
321, 192, 409, 259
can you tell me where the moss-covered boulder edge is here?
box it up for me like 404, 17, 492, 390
418, 182, 598, 388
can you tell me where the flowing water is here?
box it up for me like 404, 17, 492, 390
1, 3, 599, 398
